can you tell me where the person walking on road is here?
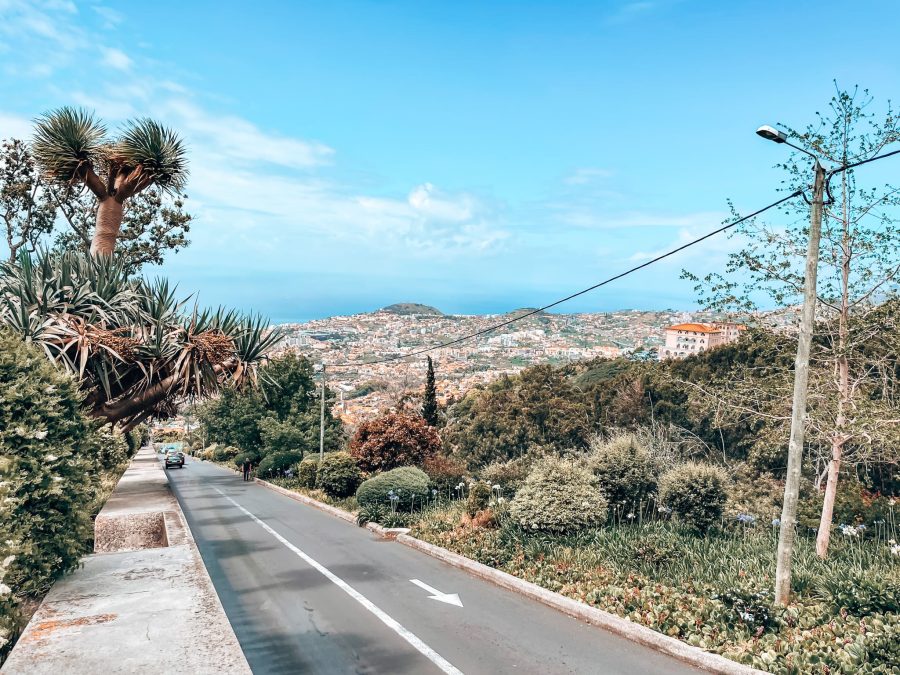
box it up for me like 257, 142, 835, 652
242, 458, 252, 482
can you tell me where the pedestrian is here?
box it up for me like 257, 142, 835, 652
242, 458, 252, 482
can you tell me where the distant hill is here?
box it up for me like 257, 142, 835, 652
381, 303, 443, 316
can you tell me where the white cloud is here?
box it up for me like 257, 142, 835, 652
408, 182, 475, 222
101, 47, 131, 71
163, 99, 334, 170
0, 112, 32, 139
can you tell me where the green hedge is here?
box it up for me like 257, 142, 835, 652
0, 331, 97, 658
356, 466, 430, 510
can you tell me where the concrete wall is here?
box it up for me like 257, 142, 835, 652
2, 448, 251, 675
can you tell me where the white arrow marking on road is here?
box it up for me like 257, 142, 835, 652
410, 579, 464, 607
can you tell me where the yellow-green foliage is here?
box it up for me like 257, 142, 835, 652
659, 462, 729, 533
510, 457, 607, 534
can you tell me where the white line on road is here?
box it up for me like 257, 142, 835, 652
212, 487, 464, 675
410, 579, 464, 607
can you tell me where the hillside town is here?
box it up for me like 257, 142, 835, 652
278, 306, 746, 424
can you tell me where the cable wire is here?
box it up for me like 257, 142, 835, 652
317, 189, 803, 368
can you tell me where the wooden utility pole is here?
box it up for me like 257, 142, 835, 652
774, 161, 825, 605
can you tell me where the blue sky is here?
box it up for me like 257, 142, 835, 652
1, 0, 898, 322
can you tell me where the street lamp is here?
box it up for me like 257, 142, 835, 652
757, 124, 826, 605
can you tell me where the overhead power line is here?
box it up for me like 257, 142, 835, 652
319, 188, 803, 368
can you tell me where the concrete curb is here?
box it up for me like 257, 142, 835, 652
248, 481, 763, 675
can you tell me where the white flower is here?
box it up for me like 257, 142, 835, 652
0, 584, 10, 596
891, 544, 900, 557
492, 484, 501, 490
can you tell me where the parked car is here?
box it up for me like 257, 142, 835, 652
164, 450, 185, 469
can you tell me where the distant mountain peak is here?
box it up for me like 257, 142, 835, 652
381, 303, 443, 316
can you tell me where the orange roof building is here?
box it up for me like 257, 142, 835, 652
659, 322, 745, 360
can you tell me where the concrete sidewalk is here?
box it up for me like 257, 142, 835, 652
2, 448, 250, 675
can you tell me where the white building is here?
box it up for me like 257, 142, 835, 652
659, 322, 745, 360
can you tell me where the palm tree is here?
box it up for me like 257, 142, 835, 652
0, 251, 283, 431
31, 107, 187, 256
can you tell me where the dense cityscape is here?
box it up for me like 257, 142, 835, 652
280, 304, 731, 424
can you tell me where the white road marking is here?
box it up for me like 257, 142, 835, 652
410, 579, 464, 607
212, 487, 464, 675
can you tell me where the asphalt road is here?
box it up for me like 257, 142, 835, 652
168, 457, 700, 675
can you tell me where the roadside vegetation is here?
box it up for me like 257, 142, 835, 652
197, 320, 899, 673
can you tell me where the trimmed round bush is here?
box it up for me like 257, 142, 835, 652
316, 452, 362, 498
467, 481, 492, 516
509, 458, 607, 534
589, 433, 656, 515
257, 450, 303, 477
356, 466, 431, 511
659, 462, 729, 533
297, 457, 319, 488
350, 412, 441, 473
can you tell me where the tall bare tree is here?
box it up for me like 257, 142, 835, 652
684, 85, 900, 557
31, 107, 187, 256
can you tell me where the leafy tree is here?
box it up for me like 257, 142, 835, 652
0, 139, 56, 262
198, 352, 343, 457
422, 356, 438, 426
682, 86, 900, 556
442, 365, 592, 467
31, 107, 187, 256
350, 411, 441, 473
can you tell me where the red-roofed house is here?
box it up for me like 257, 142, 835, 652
659, 322, 745, 360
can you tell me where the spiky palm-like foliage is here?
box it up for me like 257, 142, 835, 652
31, 107, 188, 256
0, 250, 283, 430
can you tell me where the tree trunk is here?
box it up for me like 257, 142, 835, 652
816, 167, 852, 558
816, 432, 844, 557
91, 197, 124, 256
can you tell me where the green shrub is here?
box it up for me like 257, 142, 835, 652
94, 424, 131, 473
509, 457, 607, 534
0, 331, 97, 657
316, 452, 362, 498
257, 450, 303, 477
467, 481, 492, 516
356, 466, 431, 511
212, 445, 239, 462
297, 457, 319, 488
658, 462, 729, 533
589, 433, 656, 515
480, 456, 532, 497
